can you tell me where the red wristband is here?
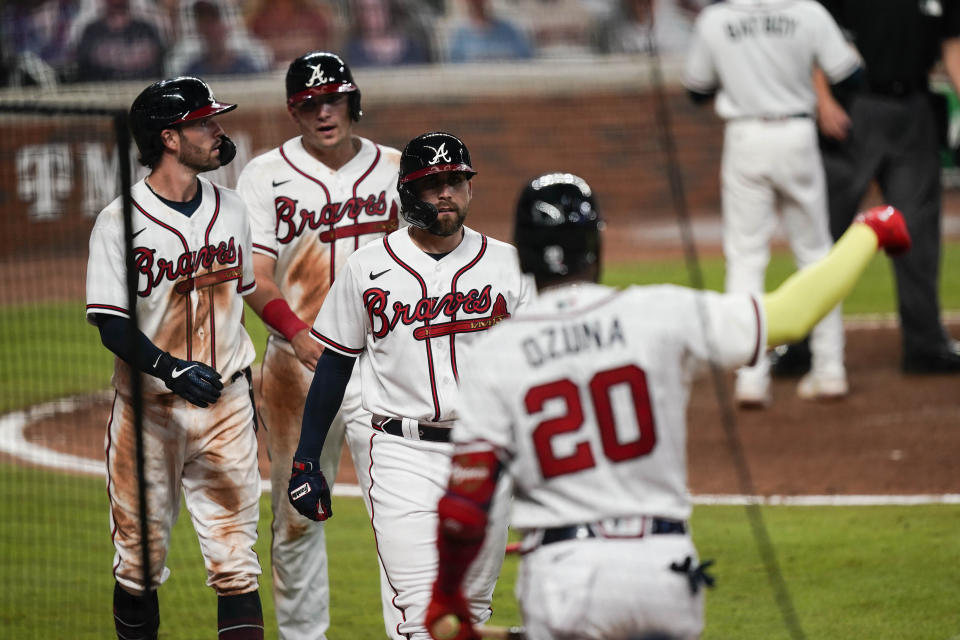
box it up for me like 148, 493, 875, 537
262, 298, 309, 342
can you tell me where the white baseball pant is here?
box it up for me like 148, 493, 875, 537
722, 117, 845, 384
259, 334, 366, 640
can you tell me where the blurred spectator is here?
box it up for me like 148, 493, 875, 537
245, 0, 335, 70
476, 0, 596, 59
343, 0, 431, 67
0, 0, 80, 86
593, 0, 707, 56
447, 0, 534, 63
72, 0, 166, 82
178, 0, 269, 75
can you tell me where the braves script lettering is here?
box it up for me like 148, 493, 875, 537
363, 285, 511, 340
133, 238, 239, 296
275, 191, 389, 243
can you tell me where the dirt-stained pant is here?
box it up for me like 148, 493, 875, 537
346, 427, 511, 640
259, 334, 365, 640
107, 375, 261, 596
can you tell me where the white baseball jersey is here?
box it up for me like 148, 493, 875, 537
453, 282, 765, 529
311, 226, 535, 422
684, 0, 859, 120
85, 176, 257, 394
236, 135, 401, 330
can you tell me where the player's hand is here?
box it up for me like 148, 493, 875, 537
426, 588, 478, 640
816, 94, 851, 141
288, 457, 332, 521
153, 352, 223, 407
290, 329, 324, 371
854, 205, 911, 256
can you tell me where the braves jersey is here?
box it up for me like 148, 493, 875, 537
684, 0, 859, 119
453, 283, 765, 529
311, 226, 535, 422
236, 136, 401, 334
85, 177, 257, 394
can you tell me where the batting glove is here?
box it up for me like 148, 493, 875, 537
288, 457, 332, 522
854, 205, 911, 256
153, 352, 223, 407
426, 587, 478, 640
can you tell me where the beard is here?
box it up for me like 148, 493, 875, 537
428, 207, 467, 237
178, 137, 220, 172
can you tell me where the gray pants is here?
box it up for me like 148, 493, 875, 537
821, 90, 950, 358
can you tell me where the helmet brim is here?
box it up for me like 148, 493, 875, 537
400, 164, 476, 184
172, 100, 237, 124
287, 84, 359, 107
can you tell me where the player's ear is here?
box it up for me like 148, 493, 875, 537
159, 127, 179, 153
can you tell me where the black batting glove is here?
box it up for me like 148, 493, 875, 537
152, 351, 223, 407
288, 456, 332, 522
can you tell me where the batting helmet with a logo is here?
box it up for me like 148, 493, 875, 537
129, 76, 237, 168
397, 131, 477, 229
514, 172, 603, 283
286, 51, 362, 121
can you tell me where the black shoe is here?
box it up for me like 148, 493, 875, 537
769, 339, 812, 378
902, 342, 960, 374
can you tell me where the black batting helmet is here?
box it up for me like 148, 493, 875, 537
514, 172, 602, 282
129, 76, 237, 168
397, 131, 476, 229
286, 51, 362, 121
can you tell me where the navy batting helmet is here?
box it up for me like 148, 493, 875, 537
286, 51, 362, 120
129, 76, 237, 168
514, 172, 602, 282
398, 131, 476, 229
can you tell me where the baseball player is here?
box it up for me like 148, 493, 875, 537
683, 0, 863, 407
286, 131, 534, 639
426, 174, 911, 640
85, 77, 263, 640
237, 50, 400, 640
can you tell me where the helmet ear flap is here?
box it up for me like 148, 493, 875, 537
398, 181, 438, 229
349, 91, 363, 121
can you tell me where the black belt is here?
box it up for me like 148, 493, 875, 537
228, 368, 248, 385
866, 79, 926, 98
373, 418, 451, 443
541, 518, 686, 546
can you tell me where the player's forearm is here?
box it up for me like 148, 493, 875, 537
245, 256, 310, 340
96, 314, 164, 374
295, 350, 356, 460
763, 224, 877, 345
941, 37, 960, 96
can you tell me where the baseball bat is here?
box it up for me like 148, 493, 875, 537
477, 624, 526, 640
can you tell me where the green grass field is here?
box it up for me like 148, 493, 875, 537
2, 464, 958, 638
2, 246, 960, 638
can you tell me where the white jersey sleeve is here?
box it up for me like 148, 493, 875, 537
310, 256, 367, 356
810, 2, 860, 83
235, 154, 280, 259
683, 14, 719, 95
85, 196, 129, 322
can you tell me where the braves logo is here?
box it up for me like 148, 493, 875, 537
425, 143, 452, 165
306, 63, 333, 87
363, 285, 510, 340
133, 238, 240, 297
275, 191, 391, 243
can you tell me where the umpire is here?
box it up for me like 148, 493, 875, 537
778, 0, 960, 374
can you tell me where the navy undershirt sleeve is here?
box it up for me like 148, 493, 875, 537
295, 350, 357, 461
96, 314, 164, 374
